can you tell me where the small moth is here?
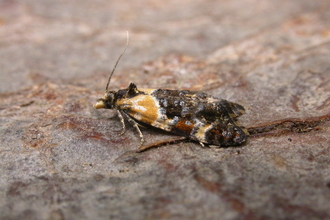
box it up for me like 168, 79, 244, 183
94, 32, 248, 150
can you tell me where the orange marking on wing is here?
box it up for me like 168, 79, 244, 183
135, 95, 159, 124
175, 119, 194, 133
117, 95, 159, 125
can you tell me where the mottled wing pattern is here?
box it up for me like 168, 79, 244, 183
115, 83, 248, 146
150, 89, 248, 145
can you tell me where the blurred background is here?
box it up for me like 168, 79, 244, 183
2, 0, 328, 92
1, 1, 330, 219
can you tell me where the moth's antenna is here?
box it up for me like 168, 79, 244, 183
105, 31, 129, 92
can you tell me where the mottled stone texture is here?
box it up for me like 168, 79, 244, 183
1, 0, 330, 219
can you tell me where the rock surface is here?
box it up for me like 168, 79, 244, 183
1, 0, 330, 219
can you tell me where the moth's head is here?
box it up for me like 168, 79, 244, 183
94, 91, 116, 109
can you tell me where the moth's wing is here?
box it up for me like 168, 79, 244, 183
205, 118, 248, 145
217, 100, 249, 136
190, 99, 245, 123
221, 101, 246, 118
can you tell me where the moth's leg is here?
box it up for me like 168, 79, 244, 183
117, 110, 126, 136
199, 142, 205, 147
120, 111, 144, 147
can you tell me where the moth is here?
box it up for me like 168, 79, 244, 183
94, 32, 248, 150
